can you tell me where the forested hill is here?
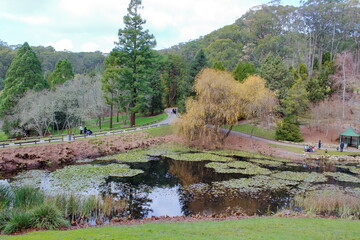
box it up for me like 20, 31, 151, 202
161, 0, 359, 73
0, 41, 105, 81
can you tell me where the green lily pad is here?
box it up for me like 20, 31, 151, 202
324, 172, 360, 183
163, 152, 232, 162
271, 171, 328, 183
205, 161, 272, 175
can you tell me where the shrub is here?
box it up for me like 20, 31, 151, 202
3, 212, 32, 234
0, 185, 13, 210
13, 186, 44, 210
0, 211, 11, 231
30, 204, 69, 230
275, 116, 303, 142
295, 190, 360, 218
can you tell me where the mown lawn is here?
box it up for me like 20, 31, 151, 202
1, 217, 359, 240
226, 123, 276, 140
269, 143, 360, 156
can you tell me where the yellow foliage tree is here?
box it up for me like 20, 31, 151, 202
179, 68, 276, 146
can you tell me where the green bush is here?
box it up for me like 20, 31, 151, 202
0, 185, 13, 210
0, 211, 11, 231
3, 212, 32, 234
275, 116, 303, 142
30, 204, 69, 230
13, 186, 44, 210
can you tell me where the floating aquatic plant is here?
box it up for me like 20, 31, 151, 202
348, 167, 360, 175
324, 172, 360, 183
249, 159, 283, 167
271, 171, 328, 183
163, 153, 233, 162
49, 164, 143, 193
10, 170, 49, 187
213, 175, 298, 193
205, 161, 272, 175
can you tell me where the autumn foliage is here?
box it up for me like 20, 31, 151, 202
179, 68, 276, 146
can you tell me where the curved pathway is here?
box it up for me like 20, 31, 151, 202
1, 108, 177, 148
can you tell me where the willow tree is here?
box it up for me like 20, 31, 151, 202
179, 68, 276, 146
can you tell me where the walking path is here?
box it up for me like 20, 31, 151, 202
2, 109, 359, 154
1, 108, 177, 148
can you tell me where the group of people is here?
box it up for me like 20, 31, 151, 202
79, 126, 92, 135
304, 140, 322, 152
304, 140, 347, 153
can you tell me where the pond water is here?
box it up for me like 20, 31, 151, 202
1, 146, 360, 220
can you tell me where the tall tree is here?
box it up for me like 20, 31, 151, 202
49, 59, 74, 89
232, 61, 256, 82
113, 0, 156, 126
0, 42, 47, 135
258, 53, 293, 100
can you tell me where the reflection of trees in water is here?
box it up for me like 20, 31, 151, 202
99, 158, 295, 218
180, 188, 292, 216
100, 159, 180, 219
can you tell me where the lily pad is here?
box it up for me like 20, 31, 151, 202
271, 171, 328, 183
213, 175, 298, 193
205, 161, 272, 175
249, 159, 283, 167
324, 172, 360, 183
348, 167, 360, 175
49, 164, 143, 193
163, 153, 232, 162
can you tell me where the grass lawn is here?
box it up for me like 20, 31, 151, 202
269, 143, 360, 156
1, 217, 359, 240
143, 125, 175, 137
0, 131, 7, 141
227, 123, 276, 140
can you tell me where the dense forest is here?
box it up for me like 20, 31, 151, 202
0, 40, 105, 90
0, 0, 359, 140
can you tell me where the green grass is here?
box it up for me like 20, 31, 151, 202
0, 131, 8, 141
84, 112, 167, 132
226, 123, 276, 140
1, 217, 359, 240
143, 125, 175, 137
269, 143, 360, 156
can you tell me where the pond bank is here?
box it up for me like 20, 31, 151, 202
0, 132, 177, 172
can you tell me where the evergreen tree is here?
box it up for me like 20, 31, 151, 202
281, 78, 310, 117
113, 0, 157, 126
189, 49, 208, 79
0, 42, 46, 116
232, 61, 256, 82
0, 42, 47, 136
257, 53, 293, 100
275, 116, 303, 142
50, 59, 74, 89
212, 61, 226, 71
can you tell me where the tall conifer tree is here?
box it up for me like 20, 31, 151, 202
113, 0, 156, 126
0, 42, 47, 135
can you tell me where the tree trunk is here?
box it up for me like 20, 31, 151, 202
109, 104, 113, 129
130, 112, 136, 127
116, 111, 119, 123
98, 116, 102, 129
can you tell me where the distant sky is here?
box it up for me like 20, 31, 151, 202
0, 0, 300, 53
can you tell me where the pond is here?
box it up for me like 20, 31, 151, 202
1, 144, 360, 220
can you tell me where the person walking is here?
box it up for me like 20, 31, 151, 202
340, 142, 345, 152
79, 126, 83, 134
318, 140, 322, 150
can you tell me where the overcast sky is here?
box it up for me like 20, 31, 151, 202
1, 0, 299, 53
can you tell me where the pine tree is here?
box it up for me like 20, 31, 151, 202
0, 42, 46, 116
212, 61, 226, 71
50, 59, 74, 89
0, 42, 47, 136
113, 0, 157, 126
232, 61, 256, 82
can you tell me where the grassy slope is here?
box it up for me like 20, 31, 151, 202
1, 218, 359, 240
0, 113, 168, 140
269, 143, 360, 156
226, 124, 276, 140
